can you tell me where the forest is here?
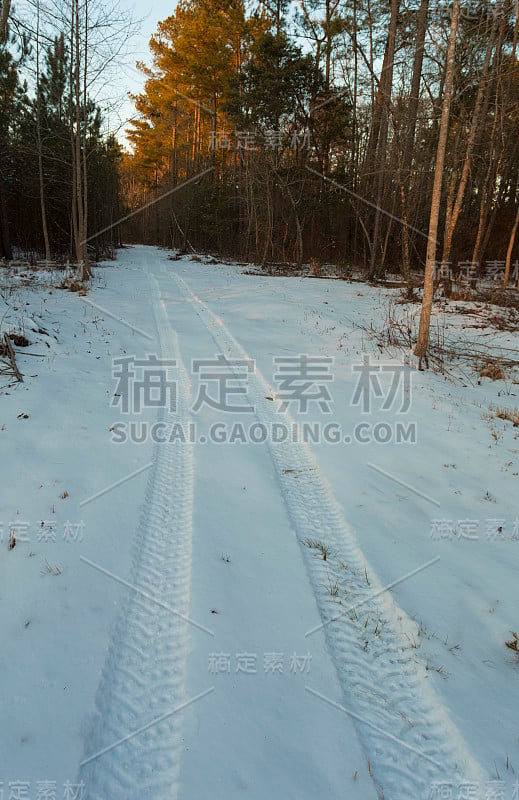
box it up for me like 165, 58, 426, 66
1, 0, 519, 297
124, 0, 519, 294
0, 0, 129, 279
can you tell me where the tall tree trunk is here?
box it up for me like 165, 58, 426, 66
81, 0, 91, 280
0, 0, 11, 39
473, 5, 516, 265
0, 0, 12, 258
415, 0, 460, 362
69, 1, 80, 265
471, 102, 499, 266
36, 0, 51, 263
399, 181, 412, 295
365, 27, 390, 177
400, 0, 428, 289
368, 0, 399, 278
503, 205, 519, 288
352, 0, 358, 190
441, 13, 499, 263
403, 0, 429, 166
75, 0, 84, 269
0, 169, 11, 259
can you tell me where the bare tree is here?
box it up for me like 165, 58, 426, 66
415, 0, 460, 363
63, 0, 135, 279
503, 205, 519, 288
0, 0, 12, 259
0, 0, 11, 40
367, 0, 399, 278
441, 11, 499, 264
36, 0, 52, 263
400, 0, 428, 293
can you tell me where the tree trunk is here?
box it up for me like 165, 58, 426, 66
399, 181, 412, 295
81, 0, 91, 280
441, 12, 498, 263
368, 0, 399, 278
503, 205, 519, 288
0, 0, 11, 39
75, 0, 86, 276
69, 2, 80, 265
473, 8, 516, 265
415, 0, 460, 362
0, 169, 11, 259
36, 0, 51, 264
403, 0, 429, 167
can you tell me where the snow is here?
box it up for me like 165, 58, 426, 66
1, 246, 518, 800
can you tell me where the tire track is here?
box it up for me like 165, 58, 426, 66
79, 266, 200, 800
171, 269, 487, 800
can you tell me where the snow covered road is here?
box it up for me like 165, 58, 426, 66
2, 246, 518, 799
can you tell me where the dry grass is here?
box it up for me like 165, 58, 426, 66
478, 363, 505, 381
10, 332, 30, 347
486, 403, 519, 427
41, 558, 62, 576
310, 257, 322, 278
505, 631, 519, 652
304, 538, 330, 560
58, 277, 87, 294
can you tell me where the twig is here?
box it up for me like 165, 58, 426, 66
3, 332, 23, 382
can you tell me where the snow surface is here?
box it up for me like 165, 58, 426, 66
1, 246, 518, 800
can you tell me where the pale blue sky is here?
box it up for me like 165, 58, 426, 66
108, 0, 179, 144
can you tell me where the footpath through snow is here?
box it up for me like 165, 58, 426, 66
1, 246, 518, 800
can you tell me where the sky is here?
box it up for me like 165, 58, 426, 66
106, 0, 179, 145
